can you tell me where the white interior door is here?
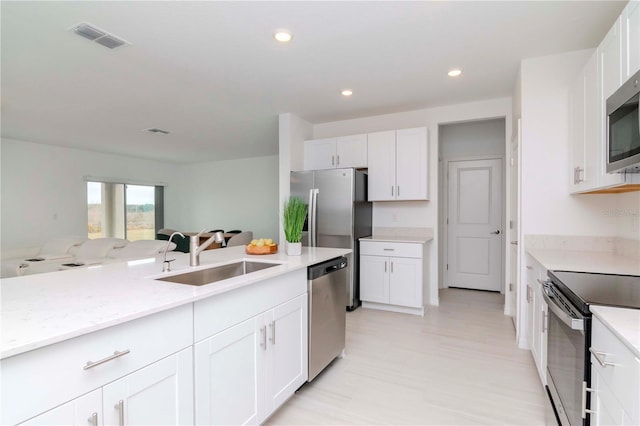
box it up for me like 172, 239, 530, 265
447, 159, 503, 291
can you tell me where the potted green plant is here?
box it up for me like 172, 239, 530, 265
282, 196, 307, 255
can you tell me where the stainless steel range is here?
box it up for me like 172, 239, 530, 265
543, 271, 640, 425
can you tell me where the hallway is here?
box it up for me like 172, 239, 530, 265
267, 288, 546, 425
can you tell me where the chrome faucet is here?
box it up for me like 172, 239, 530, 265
190, 230, 224, 267
162, 231, 185, 272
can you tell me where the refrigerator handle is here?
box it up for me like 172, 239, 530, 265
310, 188, 319, 247
309, 188, 320, 247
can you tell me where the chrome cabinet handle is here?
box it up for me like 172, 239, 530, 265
336, 155, 340, 166
84, 349, 130, 370
590, 348, 615, 368
542, 311, 548, 333
390, 261, 394, 273
383, 248, 395, 251
331, 155, 335, 166
116, 400, 124, 426
260, 326, 267, 350
510, 241, 518, 245
269, 321, 276, 345
391, 186, 394, 196
490, 230, 501, 235
384, 261, 387, 273
397, 186, 400, 197
574, 166, 584, 184
526, 265, 533, 270
582, 381, 595, 418
88, 412, 98, 426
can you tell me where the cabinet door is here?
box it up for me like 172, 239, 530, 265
360, 255, 389, 303
582, 52, 600, 191
304, 138, 337, 170
367, 131, 396, 201
103, 347, 193, 426
395, 127, 428, 200
265, 295, 308, 417
600, 18, 622, 101
195, 317, 263, 425
336, 134, 367, 168
623, 0, 640, 80
19, 389, 102, 426
569, 68, 586, 192
590, 366, 624, 426
388, 257, 422, 308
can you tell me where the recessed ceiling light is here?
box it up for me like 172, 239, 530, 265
341, 89, 353, 97
448, 69, 463, 77
273, 30, 293, 43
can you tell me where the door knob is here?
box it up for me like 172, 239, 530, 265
490, 230, 501, 235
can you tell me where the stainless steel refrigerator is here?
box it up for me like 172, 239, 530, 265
290, 168, 372, 310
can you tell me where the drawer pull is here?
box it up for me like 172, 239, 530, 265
116, 400, 124, 426
383, 248, 395, 251
84, 349, 131, 370
589, 348, 615, 368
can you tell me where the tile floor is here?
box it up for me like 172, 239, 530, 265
266, 288, 546, 425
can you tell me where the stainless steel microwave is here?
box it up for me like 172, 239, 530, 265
606, 69, 640, 173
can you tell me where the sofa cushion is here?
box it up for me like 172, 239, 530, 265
74, 238, 128, 263
107, 240, 176, 259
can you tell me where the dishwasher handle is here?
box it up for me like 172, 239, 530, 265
308, 257, 348, 280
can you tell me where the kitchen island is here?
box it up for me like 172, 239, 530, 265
1, 245, 350, 425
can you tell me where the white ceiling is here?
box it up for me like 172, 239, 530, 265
1, 1, 626, 164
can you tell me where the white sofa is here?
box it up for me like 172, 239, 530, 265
1, 238, 176, 278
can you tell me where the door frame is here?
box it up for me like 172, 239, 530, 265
442, 155, 506, 293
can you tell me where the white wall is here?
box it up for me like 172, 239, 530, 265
440, 118, 505, 159
0, 138, 178, 250
171, 155, 280, 241
615, 192, 640, 240
1, 138, 280, 251
285, 97, 512, 305
520, 50, 620, 237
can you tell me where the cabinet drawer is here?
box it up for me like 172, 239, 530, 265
1, 304, 193, 425
591, 317, 640, 421
360, 241, 422, 258
194, 269, 306, 342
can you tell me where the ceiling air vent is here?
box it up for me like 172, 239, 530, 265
72, 23, 128, 50
145, 128, 170, 135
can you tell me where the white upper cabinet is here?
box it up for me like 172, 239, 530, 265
368, 127, 428, 201
568, 10, 640, 194
569, 52, 599, 193
622, 0, 640, 81
600, 18, 622, 101
303, 134, 367, 170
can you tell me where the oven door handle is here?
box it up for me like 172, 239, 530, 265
541, 286, 584, 331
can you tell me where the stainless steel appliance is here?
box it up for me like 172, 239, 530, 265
606, 69, 640, 173
291, 168, 372, 310
542, 271, 640, 425
307, 256, 348, 381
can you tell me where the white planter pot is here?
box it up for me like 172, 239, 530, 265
286, 241, 302, 256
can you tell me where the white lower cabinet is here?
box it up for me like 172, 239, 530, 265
19, 390, 103, 426
194, 293, 308, 425
590, 316, 640, 426
102, 348, 193, 426
525, 254, 548, 386
23, 347, 194, 426
360, 240, 425, 316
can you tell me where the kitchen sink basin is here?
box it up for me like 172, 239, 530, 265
156, 261, 280, 286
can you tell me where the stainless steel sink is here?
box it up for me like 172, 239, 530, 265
156, 261, 280, 286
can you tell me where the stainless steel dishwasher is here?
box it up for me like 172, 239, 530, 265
307, 256, 348, 381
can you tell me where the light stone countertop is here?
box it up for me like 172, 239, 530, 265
0, 246, 350, 359
590, 305, 640, 359
527, 248, 640, 276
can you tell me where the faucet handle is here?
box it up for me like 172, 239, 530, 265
196, 228, 207, 237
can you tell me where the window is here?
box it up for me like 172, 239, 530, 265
87, 180, 164, 240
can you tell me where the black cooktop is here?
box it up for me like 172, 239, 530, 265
548, 270, 640, 314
